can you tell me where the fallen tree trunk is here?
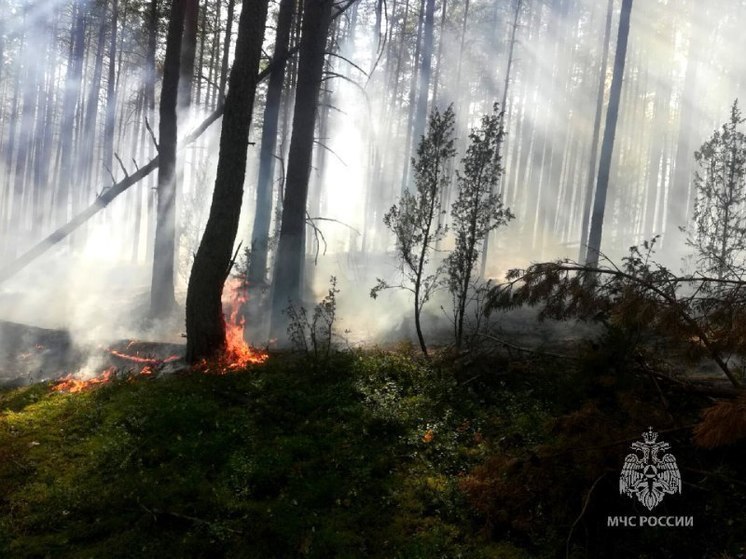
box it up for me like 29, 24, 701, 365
0, 108, 222, 285
0, 0, 361, 285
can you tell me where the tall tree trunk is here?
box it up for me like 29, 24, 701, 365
179, 0, 199, 111
411, 0, 435, 146
248, 0, 294, 286
579, 0, 613, 262
103, 0, 120, 174
270, 0, 334, 337
219, 0, 236, 101
665, 1, 700, 250
150, 0, 186, 317
400, 0, 425, 191
80, 13, 107, 199
585, 0, 633, 267
185, 0, 270, 363
480, 0, 521, 277
196, 2, 207, 105
54, 0, 86, 226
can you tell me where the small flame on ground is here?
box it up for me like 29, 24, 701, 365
53, 367, 117, 393
221, 278, 268, 369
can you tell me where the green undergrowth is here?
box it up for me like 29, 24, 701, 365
0, 346, 744, 558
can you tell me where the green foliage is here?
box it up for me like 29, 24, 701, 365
372, 106, 456, 356
446, 103, 514, 348
686, 99, 746, 279
285, 275, 340, 361
1, 348, 744, 557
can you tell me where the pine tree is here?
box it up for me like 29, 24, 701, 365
686, 100, 746, 279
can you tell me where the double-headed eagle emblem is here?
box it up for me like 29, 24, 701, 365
619, 427, 682, 510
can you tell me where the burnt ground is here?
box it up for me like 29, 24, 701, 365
0, 320, 185, 387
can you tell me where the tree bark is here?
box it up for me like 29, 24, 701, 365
179, 0, 199, 111
218, 0, 236, 101
585, 0, 633, 267
54, 0, 86, 226
103, 0, 120, 174
579, 0, 613, 262
411, 0, 435, 146
185, 0, 270, 362
480, 0, 521, 277
150, 0, 186, 317
248, 0, 294, 286
270, 0, 335, 337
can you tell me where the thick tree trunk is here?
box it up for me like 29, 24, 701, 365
270, 0, 335, 337
585, 0, 633, 267
248, 0, 294, 286
185, 0, 270, 363
150, 0, 186, 318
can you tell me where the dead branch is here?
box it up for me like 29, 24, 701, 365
114, 153, 129, 178
144, 116, 159, 152
480, 333, 578, 361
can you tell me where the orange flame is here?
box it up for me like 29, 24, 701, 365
220, 278, 268, 369
53, 367, 117, 393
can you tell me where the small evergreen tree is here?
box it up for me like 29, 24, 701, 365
686, 100, 746, 279
371, 106, 456, 357
446, 104, 514, 348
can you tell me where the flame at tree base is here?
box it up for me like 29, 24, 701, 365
52, 279, 267, 392
196, 278, 269, 372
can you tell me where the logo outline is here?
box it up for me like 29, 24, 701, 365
619, 427, 682, 510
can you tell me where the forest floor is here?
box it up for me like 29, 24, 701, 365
1, 341, 745, 558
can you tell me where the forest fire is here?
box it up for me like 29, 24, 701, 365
215, 279, 268, 370
52, 367, 117, 393
51, 281, 266, 391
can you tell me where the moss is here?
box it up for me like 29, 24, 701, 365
1, 349, 744, 558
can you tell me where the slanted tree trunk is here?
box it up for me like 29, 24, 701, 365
248, 0, 294, 286
150, 0, 186, 318
585, 0, 633, 267
270, 0, 334, 337
185, 0, 270, 363
579, 0, 613, 262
